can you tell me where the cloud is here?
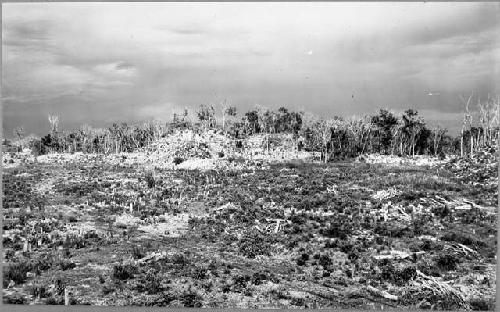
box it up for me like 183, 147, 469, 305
2, 19, 53, 46
407, 3, 500, 46
93, 62, 137, 80
158, 24, 209, 36
2, 2, 498, 137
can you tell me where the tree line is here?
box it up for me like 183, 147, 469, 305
7, 96, 499, 161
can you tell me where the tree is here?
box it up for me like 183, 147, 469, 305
46, 115, 61, 153
401, 109, 425, 156
276, 107, 291, 133
244, 110, 260, 135
256, 106, 273, 153
431, 126, 447, 156
371, 109, 398, 154
48, 115, 59, 133
459, 92, 473, 157
197, 104, 216, 131
13, 126, 25, 141
220, 99, 237, 131
478, 95, 500, 148
290, 111, 303, 135
320, 119, 335, 163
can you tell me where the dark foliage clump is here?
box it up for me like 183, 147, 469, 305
318, 254, 332, 268
378, 260, 417, 286
441, 231, 486, 249
171, 252, 190, 267
296, 253, 310, 266
145, 172, 155, 188
3, 293, 28, 305
112, 264, 138, 280
173, 157, 184, 165
238, 230, 275, 259
469, 298, 495, 311
136, 268, 163, 294
432, 205, 452, 218
180, 288, 203, 307
435, 253, 461, 271
321, 218, 353, 240
3, 261, 31, 286
132, 246, 145, 259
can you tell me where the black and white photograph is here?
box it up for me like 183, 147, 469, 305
1, 2, 499, 309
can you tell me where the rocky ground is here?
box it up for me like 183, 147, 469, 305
2, 132, 497, 309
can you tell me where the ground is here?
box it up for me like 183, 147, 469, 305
2, 149, 497, 309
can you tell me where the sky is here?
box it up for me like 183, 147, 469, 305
2, 2, 499, 137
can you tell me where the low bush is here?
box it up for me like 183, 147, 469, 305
469, 297, 495, 311
145, 172, 155, 188
112, 264, 138, 280
435, 253, 461, 271
3, 261, 31, 286
441, 231, 486, 249
132, 246, 145, 260
238, 230, 275, 258
179, 288, 203, 307
3, 293, 27, 304
321, 219, 353, 240
173, 157, 184, 165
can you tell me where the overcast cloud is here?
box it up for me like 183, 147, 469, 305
2, 2, 499, 137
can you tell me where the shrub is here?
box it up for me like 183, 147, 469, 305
57, 259, 76, 271
180, 288, 203, 307
63, 235, 86, 249
145, 172, 155, 188
441, 232, 486, 249
296, 253, 309, 266
231, 273, 251, 293
132, 246, 145, 259
419, 239, 443, 252
190, 266, 208, 280
435, 253, 461, 271
173, 157, 184, 165
321, 219, 353, 240
290, 297, 306, 307
394, 265, 417, 286
3, 293, 27, 304
378, 261, 417, 286
469, 297, 494, 311
45, 296, 64, 305
171, 253, 190, 267
3, 261, 31, 286
29, 284, 49, 298
112, 264, 137, 280
432, 205, 452, 218
319, 254, 332, 268
238, 230, 275, 258
52, 278, 66, 296
137, 268, 163, 294
251, 271, 277, 285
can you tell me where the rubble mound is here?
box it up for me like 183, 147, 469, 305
2, 149, 34, 169
356, 154, 450, 167
144, 129, 233, 160
442, 147, 498, 187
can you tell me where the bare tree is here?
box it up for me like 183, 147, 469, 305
13, 126, 25, 140
48, 114, 60, 133
478, 94, 500, 147
432, 126, 447, 156
459, 92, 473, 157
